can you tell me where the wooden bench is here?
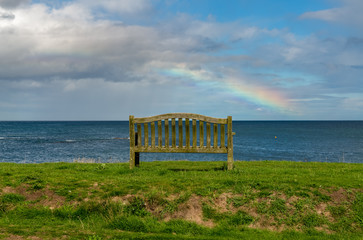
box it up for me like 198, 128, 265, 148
129, 113, 234, 170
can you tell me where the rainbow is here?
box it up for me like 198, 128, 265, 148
157, 66, 293, 113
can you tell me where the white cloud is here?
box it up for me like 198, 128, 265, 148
78, 0, 152, 15
300, 0, 363, 26
0, 3, 161, 81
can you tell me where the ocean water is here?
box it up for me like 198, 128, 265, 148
0, 121, 362, 163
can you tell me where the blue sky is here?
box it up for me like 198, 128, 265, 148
0, 0, 362, 120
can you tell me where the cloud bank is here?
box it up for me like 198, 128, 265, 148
0, 0, 362, 120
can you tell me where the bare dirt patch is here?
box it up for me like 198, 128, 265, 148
2, 186, 16, 194
165, 193, 179, 202
271, 191, 287, 200
213, 193, 233, 213
4, 235, 24, 240
330, 188, 348, 204
111, 194, 134, 205
1, 184, 66, 209
4, 235, 43, 240
165, 194, 214, 228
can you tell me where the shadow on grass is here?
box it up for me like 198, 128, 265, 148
167, 165, 227, 172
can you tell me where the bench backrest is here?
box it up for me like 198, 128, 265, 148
129, 113, 233, 169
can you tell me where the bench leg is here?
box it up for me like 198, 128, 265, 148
129, 132, 139, 169
135, 132, 140, 167
130, 148, 135, 169
227, 134, 233, 170
135, 152, 139, 166
227, 151, 233, 170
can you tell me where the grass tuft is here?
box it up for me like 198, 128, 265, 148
124, 197, 150, 217
1, 193, 26, 204
229, 210, 254, 226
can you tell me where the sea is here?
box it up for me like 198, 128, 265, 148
0, 121, 362, 164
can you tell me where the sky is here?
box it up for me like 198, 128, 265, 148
0, 0, 362, 120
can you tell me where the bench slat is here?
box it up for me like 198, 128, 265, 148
137, 124, 142, 146
221, 124, 225, 148
158, 120, 162, 147
165, 119, 169, 148
178, 118, 183, 147
185, 118, 190, 148
192, 119, 197, 148
206, 123, 211, 148
172, 118, 176, 148
151, 122, 155, 147
144, 123, 148, 147
199, 121, 204, 147
214, 124, 218, 148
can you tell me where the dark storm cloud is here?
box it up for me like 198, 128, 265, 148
0, 11, 14, 19
0, 0, 29, 9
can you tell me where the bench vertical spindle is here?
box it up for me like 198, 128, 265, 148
206, 123, 211, 148
178, 118, 183, 147
151, 122, 155, 147
165, 119, 169, 148
199, 121, 204, 147
158, 120, 162, 147
185, 118, 190, 148
135, 124, 142, 166
144, 123, 148, 147
221, 124, 225, 148
137, 124, 142, 146
172, 118, 176, 148
213, 124, 218, 148
192, 119, 197, 148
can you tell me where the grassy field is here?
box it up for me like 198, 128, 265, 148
0, 160, 362, 239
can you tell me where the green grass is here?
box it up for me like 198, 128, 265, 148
0, 160, 362, 239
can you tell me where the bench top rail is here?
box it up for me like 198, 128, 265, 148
133, 113, 228, 124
